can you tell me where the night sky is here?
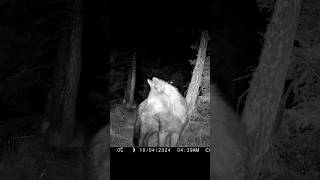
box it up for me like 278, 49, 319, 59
106, 0, 266, 109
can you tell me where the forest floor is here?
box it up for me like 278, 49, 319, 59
110, 103, 210, 147
0, 135, 87, 180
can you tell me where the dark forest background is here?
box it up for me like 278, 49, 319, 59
0, 0, 319, 179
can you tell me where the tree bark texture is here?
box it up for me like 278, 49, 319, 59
124, 49, 137, 109
241, 0, 302, 178
48, 0, 83, 147
186, 30, 209, 116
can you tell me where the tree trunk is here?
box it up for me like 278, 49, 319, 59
241, 0, 302, 178
124, 49, 137, 109
47, 0, 83, 147
186, 30, 209, 116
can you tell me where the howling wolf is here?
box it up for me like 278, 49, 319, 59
211, 85, 248, 180
90, 125, 109, 180
133, 77, 188, 147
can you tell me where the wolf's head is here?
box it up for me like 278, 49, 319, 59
147, 77, 179, 96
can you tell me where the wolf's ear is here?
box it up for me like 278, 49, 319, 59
147, 79, 153, 87
152, 77, 160, 82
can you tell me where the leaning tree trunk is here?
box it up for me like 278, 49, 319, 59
124, 48, 137, 109
185, 30, 209, 116
47, 0, 83, 147
241, 0, 302, 179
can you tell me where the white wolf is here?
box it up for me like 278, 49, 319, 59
133, 77, 188, 147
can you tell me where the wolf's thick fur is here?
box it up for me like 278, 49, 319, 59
133, 77, 188, 147
90, 125, 109, 180
211, 86, 248, 180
